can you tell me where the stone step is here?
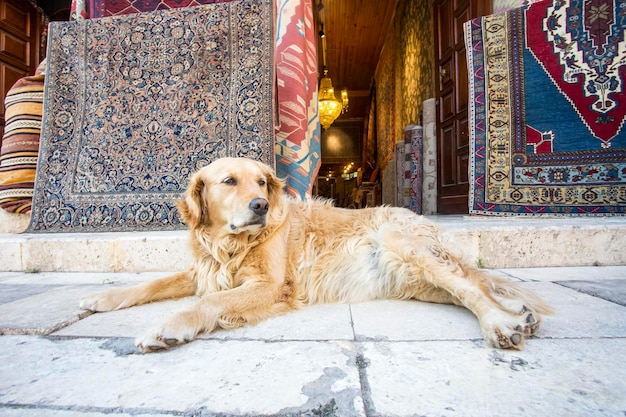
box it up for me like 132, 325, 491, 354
1, 216, 625, 272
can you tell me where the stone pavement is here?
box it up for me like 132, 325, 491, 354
1, 266, 626, 416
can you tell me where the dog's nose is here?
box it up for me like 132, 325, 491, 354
249, 198, 269, 216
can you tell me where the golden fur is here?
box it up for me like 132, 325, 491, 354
80, 157, 552, 352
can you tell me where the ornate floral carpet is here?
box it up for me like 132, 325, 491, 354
28, 0, 274, 232
71, 0, 321, 199
465, 0, 626, 216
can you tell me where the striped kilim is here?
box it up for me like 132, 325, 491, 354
0, 74, 45, 213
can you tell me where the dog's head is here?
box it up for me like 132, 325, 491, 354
178, 157, 285, 233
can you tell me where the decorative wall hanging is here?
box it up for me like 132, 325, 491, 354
466, 0, 626, 216
28, 0, 275, 232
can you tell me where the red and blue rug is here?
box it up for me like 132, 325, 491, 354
466, 0, 626, 216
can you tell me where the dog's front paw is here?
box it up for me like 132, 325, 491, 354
79, 288, 134, 312
135, 332, 186, 353
135, 311, 201, 353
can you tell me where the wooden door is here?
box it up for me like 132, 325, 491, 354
0, 0, 42, 137
433, 0, 490, 213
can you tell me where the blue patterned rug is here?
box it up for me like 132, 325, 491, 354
465, 0, 626, 216
28, 0, 274, 232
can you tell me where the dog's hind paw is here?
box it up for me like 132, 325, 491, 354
481, 307, 543, 350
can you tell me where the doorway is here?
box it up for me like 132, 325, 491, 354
433, 0, 490, 213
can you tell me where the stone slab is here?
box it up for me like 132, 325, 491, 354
1, 231, 190, 273
0, 272, 176, 335
476, 225, 626, 268
6, 273, 626, 344
0, 335, 364, 417
555, 279, 626, 307
362, 338, 626, 417
0, 283, 63, 305
2, 218, 626, 273
433, 216, 626, 268
0, 236, 22, 271
20, 237, 114, 273
0, 285, 96, 334
1, 269, 626, 417
498, 266, 626, 282
56, 299, 356, 342
0, 409, 171, 417
526, 281, 626, 339
0, 271, 174, 286
351, 281, 626, 345
53, 297, 198, 340
203, 303, 354, 341
351, 300, 482, 342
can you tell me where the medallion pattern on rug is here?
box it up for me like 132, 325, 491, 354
466, 0, 626, 216
28, 0, 274, 232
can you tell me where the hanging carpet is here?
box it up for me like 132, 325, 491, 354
465, 0, 626, 216
72, 0, 321, 199
28, 0, 274, 232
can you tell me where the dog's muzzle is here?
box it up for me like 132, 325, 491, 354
249, 198, 269, 217
228, 198, 270, 232
228, 198, 269, 232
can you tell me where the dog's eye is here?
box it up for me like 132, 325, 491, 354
223, 177, 237, 185
258, 178, 266, 187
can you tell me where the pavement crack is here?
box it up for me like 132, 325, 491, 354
355, 352, 376, 417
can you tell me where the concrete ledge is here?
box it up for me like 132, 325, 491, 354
0, 231, 190, 273
444, 216, 626, 268
0, 216, 625, 272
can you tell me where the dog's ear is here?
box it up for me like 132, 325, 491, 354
178, 172, 207, 229
265, 166, 286, 208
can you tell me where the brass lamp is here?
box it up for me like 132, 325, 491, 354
318, 26, 348, 129
319, 67, 343, 129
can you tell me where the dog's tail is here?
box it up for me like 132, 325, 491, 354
463, 265, 554, 316
433, 230, 553, 316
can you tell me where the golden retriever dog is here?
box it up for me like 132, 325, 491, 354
80, 157, 552, 353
